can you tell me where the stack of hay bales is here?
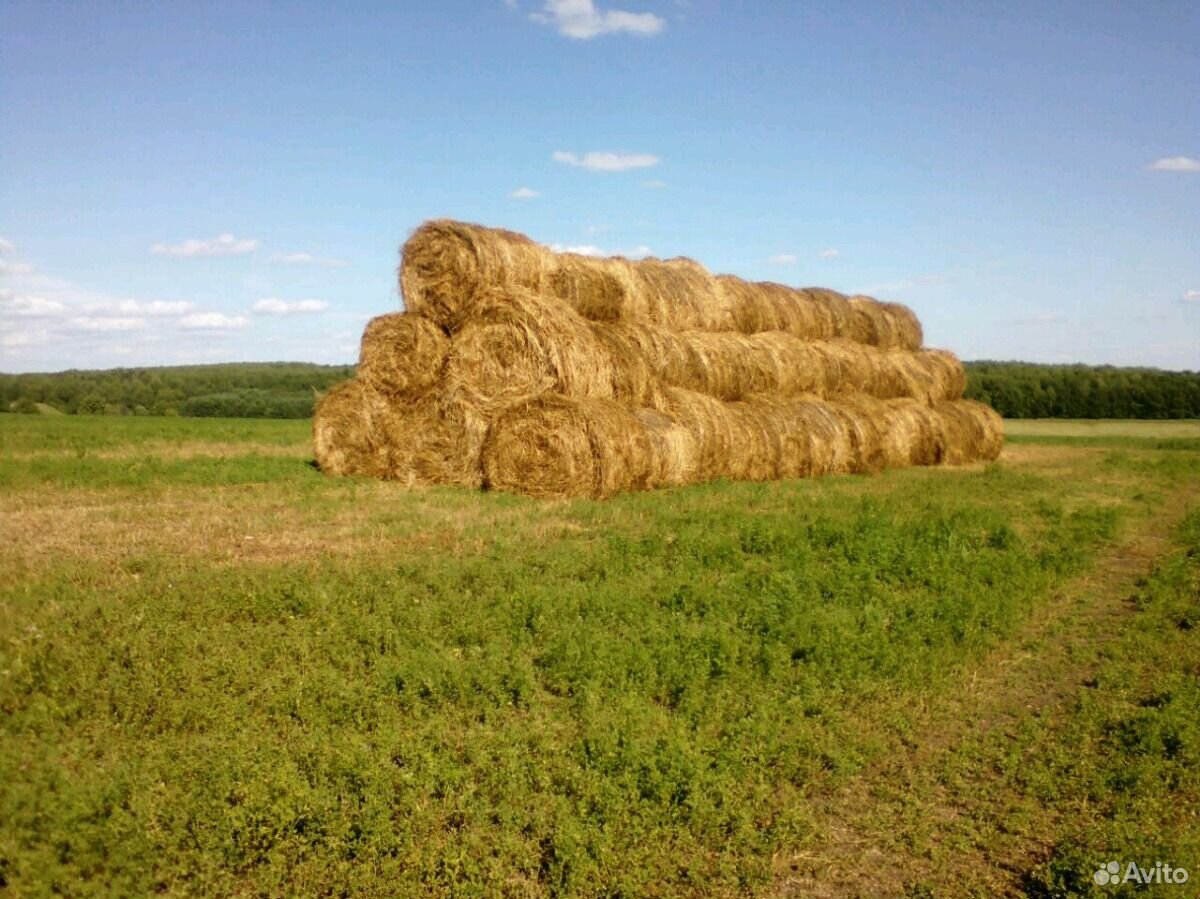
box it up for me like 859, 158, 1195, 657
314, 220, 1002, 499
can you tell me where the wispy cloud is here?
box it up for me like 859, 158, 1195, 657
0, 246, 268, 369
252, 298, 329, 315
1183, 289, 1200, 303
86, 299, 194, 316
509, 186, 541, 199
0, 237, 15, 256
67, 316, 147, 332
1, 294, 66, 317
552, 150, 660, 172
268, 251, 348, 267
179, 312, 250, 330
819, 248, 840, 259
0, 259, 35, 276
549, 242, 651, 259
531, 0, 664, 39
1146, 156, 1200, 173
550, 243, 604, 256
150, 233, 260, 258
767, 253, 797, 265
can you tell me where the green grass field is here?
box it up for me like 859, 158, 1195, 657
1, 415, 1197, 898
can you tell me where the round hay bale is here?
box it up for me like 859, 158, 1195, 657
444, 287, 662, 418
482, 395, 667, 499
357, 313, 450, 398
384, 394, 486, 488
313, 381, 485, 487
875, 399, 948, 467
631, 256, 734, 330
934, 400, 1004, 464
826, 397, 886, 474
789, 397, 854, 475
400, 220, 551, 329
312, 380, 394, 478
635, 407, 700, 488
546, 254, 637, 322
923, 349, 966, 399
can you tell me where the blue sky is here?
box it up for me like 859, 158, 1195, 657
1, 0, 1197, 373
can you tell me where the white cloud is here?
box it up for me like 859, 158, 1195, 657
0, 237, 15, 256
150, 233, 260, 258
1146, 156, 1200, 173
67, 316, 147, 332
252, 297, 329, 315
1183, 290, 1200, 303
641, 179, 667, 188
268, 251, 348, 267
0, 259, 35, 277
1, 294, 66, 317
179, 312, 250, 330
2, 328, 36, 345
819, 248, 840, 259
548, 242, 651, 259
531, 0, 664, 39
549, 243, 605, 257
509, 186, 541, 199
85, 298, 194, 316
768, 253, 797, 265
552, 150, 660, 172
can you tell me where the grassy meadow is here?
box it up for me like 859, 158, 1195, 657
1, 414, 1198, 897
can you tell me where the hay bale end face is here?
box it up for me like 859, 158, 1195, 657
318, 219, 1002, 498
357, 313, 450, 398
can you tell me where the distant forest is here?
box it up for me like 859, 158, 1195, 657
0, 360, 1197, 420
965, 362, 1200, 419
0, 363, 353, 419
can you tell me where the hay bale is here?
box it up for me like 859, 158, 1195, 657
399, 220, 922, 349
385, 394, 487, 488
313, 380, 484, 487
443, 287, 663, 418
400, 220, 552, 329
312, 380, 394, 478
482, 395, 663, 499
933, 399, 1004, 464
357, 313, 450, 398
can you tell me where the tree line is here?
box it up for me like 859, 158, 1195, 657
963, 362, 1200, 419
0, 363, 352, 418
1, 361, 1197, 419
